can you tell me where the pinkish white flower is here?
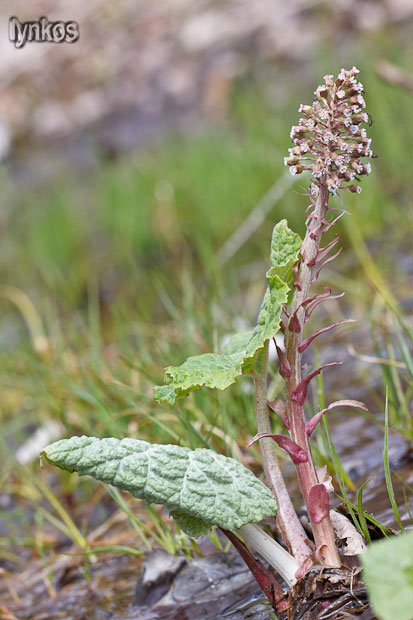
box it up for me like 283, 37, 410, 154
315, 85, 328, 98
285, 67, 372, 196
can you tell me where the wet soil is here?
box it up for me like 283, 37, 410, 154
288, 566, 371, 620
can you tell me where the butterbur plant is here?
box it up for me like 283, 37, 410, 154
42, 68, 375, 616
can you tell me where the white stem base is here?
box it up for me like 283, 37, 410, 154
237, 523, 299, 587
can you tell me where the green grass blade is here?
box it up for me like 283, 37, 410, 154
357, 479, 373, 544
383, 388, 404, 532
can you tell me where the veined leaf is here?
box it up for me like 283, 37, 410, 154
153, 384, 177, 406
154, 331, 252, 404
242, 271, 289, 358
155, 349, 248, 405
362, 530, 413, 620
221, 330, 253, 357
155, 220, 301, 404
42, 436, 277, 537
270, 219, 302, 285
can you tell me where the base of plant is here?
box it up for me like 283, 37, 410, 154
220, 531, 374, 619
288, 566, 372, 620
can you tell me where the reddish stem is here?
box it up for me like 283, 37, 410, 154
253, 344, 313, 566
284, 182, 341, 567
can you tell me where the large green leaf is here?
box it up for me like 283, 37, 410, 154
155, 220, 301, 404
42, 436, 277, 537
362, 530, 413, 620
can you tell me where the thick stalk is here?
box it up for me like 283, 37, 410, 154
221, 527, 287, 609
237, 523, 299, 587
285, 183, 340, 567
254, 342, 313, 566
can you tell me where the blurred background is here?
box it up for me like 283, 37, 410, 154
1, 0, 413, 617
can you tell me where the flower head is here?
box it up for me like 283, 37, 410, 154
285, 67, 373, 195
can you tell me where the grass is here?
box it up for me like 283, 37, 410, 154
383, 388, 405, 533
1, 45, 413, 583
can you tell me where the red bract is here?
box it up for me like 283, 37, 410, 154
308, 484, 330, 524
291, 362, 342, 406
305, 399, 368, 437
298, 318, 356, 353
248, 432, 308, 464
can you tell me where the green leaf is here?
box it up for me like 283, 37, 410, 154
362, 530, 413, 620
171, 511, 210, 538
221, 330, 253, 357
242, 272, 289, 358
153, 384, 177, 405
270, 219, 302, 284
42, 436, 277, 537
161, 351, 246, 398
155, 220, 301, 404
154, 331, 254, 404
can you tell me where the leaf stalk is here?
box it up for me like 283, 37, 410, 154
253, 342, 313, 566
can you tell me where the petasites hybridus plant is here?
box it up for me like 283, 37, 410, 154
43, 68, 373, 613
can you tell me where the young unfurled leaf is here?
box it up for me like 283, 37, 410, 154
362, 530, 413, 620
42, 436, 277, 537
155, 220, 301, 404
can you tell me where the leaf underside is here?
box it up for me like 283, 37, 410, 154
154, 220, 301, 404
43, 436, 277, 537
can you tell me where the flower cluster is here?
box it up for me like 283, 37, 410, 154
284, 67, 372, 195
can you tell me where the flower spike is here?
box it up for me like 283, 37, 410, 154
285, 67, 372, 195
